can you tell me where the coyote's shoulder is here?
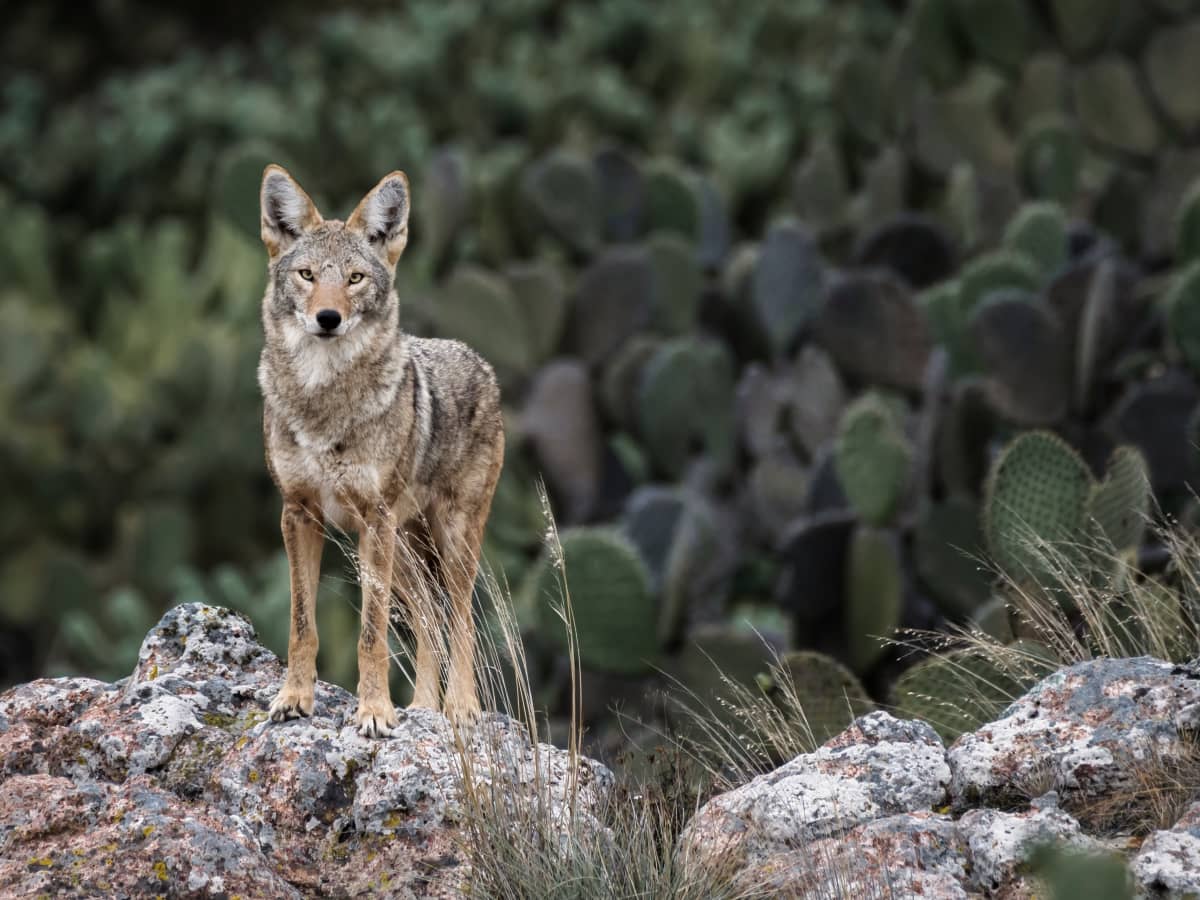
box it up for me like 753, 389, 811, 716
255, 164, 504, 735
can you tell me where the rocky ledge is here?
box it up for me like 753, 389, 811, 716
682, 656, 1200, 898
0, 604, 611, 898
2, 606, 1199, 898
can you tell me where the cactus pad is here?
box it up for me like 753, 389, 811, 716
844, 526, 903, 673
958, 250, 1041, 313
833, 393, 912, 526
915, 497, 992, 618
635, 337, 735, 478
1003, 202, 1068, 277
648, 232, 702, 335
816, 271, 933, 391
1144, 21, 1200, 134
1088, 446, 1151, 554
1166, 261, 1200, 374
1072, 57, 1160, 157
968, 292, 1070, 425
433, 265, 534, 388
751, 220, 826, 358
529, 527, 658, 675
1017, 117, 1084, 204
772, 650, 875, 745
520, 151, 601, 253
891, 649, 1024, 741
983, 431, 1093, 582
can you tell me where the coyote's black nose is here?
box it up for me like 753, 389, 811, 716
315, 309, 342, 332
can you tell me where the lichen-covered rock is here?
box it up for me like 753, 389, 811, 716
947, 657, 1200, 811
958, 803, 1103, 895
0, 603, 612, 898
736, 811, 970, 899
0, 773, 300, 898
679, 712, 950, 868
1131, 801, 1200, 899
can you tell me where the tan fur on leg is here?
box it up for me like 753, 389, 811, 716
270, 501, 324, 721
436, 509, 489, 724
392, 528, 443, 710
356, 506, 399, 737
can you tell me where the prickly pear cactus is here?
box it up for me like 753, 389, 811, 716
1165, 261, 1200, 375
958, 250, 1042, 313
668, 624, 780, 729
644, 160, 699, 239
636, 336, 735, 478
844, 526, 903, 673
890, 648, 1024, 741
771, 650, 875, 745
1072, 56, 1161, 158
1088, 446, 1151, 554
1174, 181, 1200, 265
528, 527, 658, 675
751, 220, 826, 358
433, 265, 534, 389
520, 150, 601, 254
915, 496, 992, 618
983, 431, 1093, 583
833, 393, 912, 526
648, 232, 702, 335
1017, 116, 1083, 203
968, 292, 1070, 425
1003, 202, 1068, 277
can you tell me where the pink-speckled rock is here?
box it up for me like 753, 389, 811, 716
679, 711, 951, 871
1131, 801, 1200, 898
0, 603, 612, 898
947, 657, 1200, 811
957, 802, 1104, 896
734, 811, 971, 899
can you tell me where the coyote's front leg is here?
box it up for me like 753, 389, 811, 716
270, 501, 324, 721
356, 504, 399, 737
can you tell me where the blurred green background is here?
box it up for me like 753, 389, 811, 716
6, 0, 1200, 758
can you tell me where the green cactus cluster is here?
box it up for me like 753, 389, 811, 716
525, 527, 659, 676
983, 432, 1152, 585
10, 0, 1200, 755
833, 393, 912, 527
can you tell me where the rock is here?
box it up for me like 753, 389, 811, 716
679, 712, 950, 868
948, 657, 1200, 812
1131, 801, 1200, 898
957, 805, 1103, 895
735, 811, 970, 899
0, 603, 612, 898
0, 773, 301, 898
678, 656, 1200, 897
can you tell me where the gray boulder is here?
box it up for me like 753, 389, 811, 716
0, 603, 612, 898
1132, 801, 1200, 899
948, 657, 1200, 811
679, 711, 951, 868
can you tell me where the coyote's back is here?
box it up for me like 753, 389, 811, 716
255, 164, 503, 736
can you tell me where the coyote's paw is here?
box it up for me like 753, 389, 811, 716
269, 683, 314, 722
355, 696, 400, 738
442, 692, 482, 730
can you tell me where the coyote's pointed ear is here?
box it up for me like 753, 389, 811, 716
347, 171, 410, 266
260, 165, 323, 259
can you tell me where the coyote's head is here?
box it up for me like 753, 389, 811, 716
258, 165, 409, 342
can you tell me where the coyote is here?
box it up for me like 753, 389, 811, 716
256, 165, 504, 736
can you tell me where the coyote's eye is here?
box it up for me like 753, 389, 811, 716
298, 269, 313, 281
348, 272, 364, 284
